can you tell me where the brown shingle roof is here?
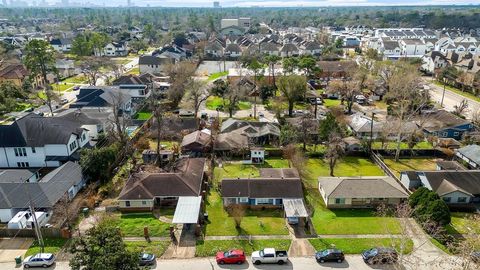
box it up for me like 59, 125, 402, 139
221, 178, 303, 199
118, 158, 206, 200
319, 176, 409, 198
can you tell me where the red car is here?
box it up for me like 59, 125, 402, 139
215, 249, 246, 265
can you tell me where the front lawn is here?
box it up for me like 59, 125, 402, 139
205, 191, 289, 236
383, 158, 437, 177
127, 67, 140, 75
372, 141, 433, 150
306, 190, 401, 235
323, 99, 342, 108
445, 212, 480, 235
125, 241, 170, 257
195, 239, 291, 257
114, 213, 171, 237
304, 157, 384, 187
309, 238, 413, 254
206, 96, 252, 111
62, 75, 86, 84
214, 159, 290, 183
208, 71, 228, 81
50, 83, 73, 92
134, 111, 153, 120
25, 238, 68, 257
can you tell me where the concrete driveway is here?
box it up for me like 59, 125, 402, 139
0, 237, 33, 263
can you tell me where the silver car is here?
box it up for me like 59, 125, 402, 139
23, 253, 55, 268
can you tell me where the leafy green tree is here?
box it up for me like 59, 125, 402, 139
280, 123, 297, 146
298, 55, 320, 78
318, 112, 341, 142
23, 39, 57, 115
80, 143, 119, 183
129, 39, 147, 54
264, 54, 281, 88
69, 215, 139, 270
0, 82, 25, 114
71, 33, 93, 56
277, 75, 307, 117
408, 187, 430, 208
282, 57, 299, 75
409, 187, 451, 226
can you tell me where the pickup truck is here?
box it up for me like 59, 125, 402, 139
251, 248, 288, 265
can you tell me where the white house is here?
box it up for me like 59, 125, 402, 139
399, 39, 427, 57
55, 59, 79, 78
455, 145, 480, 169
0, 114, 90, 168
95, 41, 129, 57
50, 38, 72, 53
0, 161, 86, 223
421, 51, 449, 74
138, 55, 175, 75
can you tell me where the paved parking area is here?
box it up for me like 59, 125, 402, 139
0, 237, 33, 262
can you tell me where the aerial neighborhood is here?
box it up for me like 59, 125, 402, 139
0, 2, 480, 270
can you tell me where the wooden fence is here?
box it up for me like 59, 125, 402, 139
0, 227, 69, 238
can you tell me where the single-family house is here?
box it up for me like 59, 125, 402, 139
70, 86, 136, 116
220, 118, 280, 145
259, 42, 280, 56
421, 51, 449, 74
224, 43, 242, 58
0, 114, 91, 168
400, 170, 480, 204
455, 144, 480, 169
0, 161, 86, 223
419, 110, 474, 140
55, 59, 78, 78
221, 168, 307, 223
204, 41, 224, 58
96, 41, 129, 57
213, 132, 249, 153
399, 39, 427, 57
50, 38, 72, 53
138, 56, 174, 75
319, 176, 409, 208
181, 129, 211, 156
301, 41, 322, 56
118, 158, 207, 224
220, 25, 245, 36
280, 43, 299, 57
54, 109, 107, 140
0, 63, 45, 89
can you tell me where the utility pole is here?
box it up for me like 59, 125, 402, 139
441, 77, 446, 107
369, 112, 376, 153
24, 185, 44, 253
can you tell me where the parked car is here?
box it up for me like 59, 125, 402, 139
362, 247, 398, 265
251, 248, 288, 265
60, 98, 69, 105
179, 110, 194, 117
258, 112, 265, 118
215, 249, 246, 265
315, 249, 345, 263
23, 253, 55, 268
138, 253, 155, 266
25, 107, 34, 112
292, 110, 306, 117
73, 85, 80, 90
471, 251, 480, 263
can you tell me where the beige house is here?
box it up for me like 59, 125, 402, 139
318, 176, 409, 208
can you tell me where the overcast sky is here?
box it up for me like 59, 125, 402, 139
24, 0, 480, 7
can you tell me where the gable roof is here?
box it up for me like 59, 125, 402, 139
456, 145, 480, 165
0, 64, 28, 80
71, 86, 134, 108
220, 118, 280, 138
138, 55, 173, 66
319, 176, 409, 198
0, 114, 85, 147
181, 130, 211, 148
420, 110, 472, 132
0, 162, 84, 209
118, 158, 206, 200
221, 177, 303, 199
420, 170, 480, 196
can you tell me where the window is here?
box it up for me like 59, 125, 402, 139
82, 133, 86, 141
443, 197, 451, 203
457, 197, 467, 203
142, 201, 147, 205
256, 198, 272, 205
14, 147, 26, 157
335, 198, 346, 204
442, 132, 448, 137
31, 147, 36, 153
17, 162, 29, 168
239, 197, 248, 203
453, 132, 459, 136
125, 201, 131, 207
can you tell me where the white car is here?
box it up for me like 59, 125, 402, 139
23, 253, 55, 268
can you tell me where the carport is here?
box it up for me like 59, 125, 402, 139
283, 198, 308, 225
172, 196, 202, 224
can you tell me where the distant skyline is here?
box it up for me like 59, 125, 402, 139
4, 0, 480, 7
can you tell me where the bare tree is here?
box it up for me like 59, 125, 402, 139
165, 61, 197, 108
227, 204, 246, 229
107, 91, 130, 145
327, 79, 358, 114
453, 99, 469, 117
80, 57, 112, 86
297, 114, 318, 151
325, 133, 345, 176
385, 63, 428, 161
449, 214, 480, 270
186, 79, 208, 118
472, 109, 480, 128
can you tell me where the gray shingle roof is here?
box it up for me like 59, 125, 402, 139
319, 176, 409, 198
456, 145, 480, 165
420, 170, 480, 196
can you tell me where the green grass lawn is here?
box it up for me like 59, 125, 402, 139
148, 140, 177, 151
15, 102, 33, 112
195, 239, 291, 257
208, 71, 228, 81
206, 96, 252, 111
323, 99, 342, 108
433, 81, 480, 103
114, 213, 171, 237
127, 67, 140, 75
445, 212, 480, 235
306, 190, 401, 235
134, 111, 153, 120
383, 158, 437, 177
309, 238, 413, 254
205, 191, 289, 236
304, 157, 384, 187
62, 75, 86, 84
25, 238, 68, 257
125, 241, 170, 257
372, 141, 433, 150
50, 83, 73, 92
214, 159, 290, 182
